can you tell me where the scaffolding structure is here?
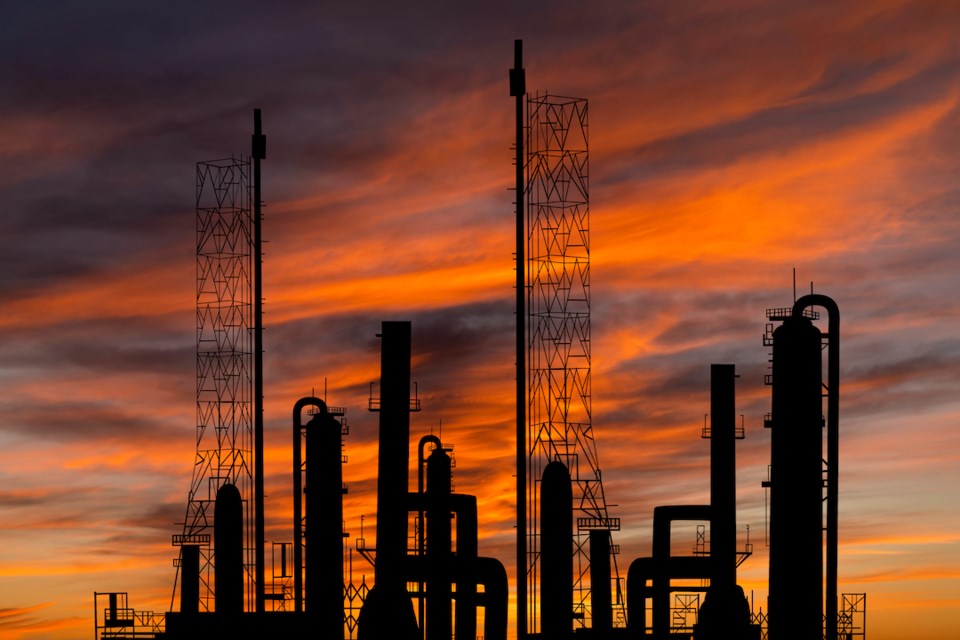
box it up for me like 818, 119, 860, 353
525, 93, 622, 632
93, 592, 164, 640
171, 157, 256, 612
838, 593, 867, 640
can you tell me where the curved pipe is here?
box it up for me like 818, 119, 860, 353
401, 489, 503, 640
476, 556, 508, 640
650, 505, 711, 638
628, 555, 713, 638
292, 396, 325, 612
652, 505, 710, 559
792, 294, 839, 640
419, 435, 443, 495
626, 557, 649, 638
417, 435, 442, 636
400, 553, 508, 640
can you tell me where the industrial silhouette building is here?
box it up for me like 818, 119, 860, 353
93, 42, 867, 640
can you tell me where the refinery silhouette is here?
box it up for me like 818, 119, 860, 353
92, 41, 865, 640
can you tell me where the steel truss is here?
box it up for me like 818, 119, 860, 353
172, 157, 256, 612
525, 94, 622, 633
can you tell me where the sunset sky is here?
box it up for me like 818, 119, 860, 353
2, 1, 959, 638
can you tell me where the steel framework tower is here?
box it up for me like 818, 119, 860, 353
172, 154, 256, 612
524, 90, 621, 633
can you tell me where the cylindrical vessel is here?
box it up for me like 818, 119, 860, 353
179, 544, 200, 615
214, 483, 244, 616
427, 447, 453, 640
589, 530, 611, 637
768, 316, 823, 639
540, 461, 572, 640
305, 409, 345, 639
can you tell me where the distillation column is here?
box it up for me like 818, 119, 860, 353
768, 314, 823, 639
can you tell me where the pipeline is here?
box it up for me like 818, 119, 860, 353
413, 454, 508, 640
292, 396, 323, 612
418, 434, 443, 631
792, 294, 840, 640
358, 322, 507, 640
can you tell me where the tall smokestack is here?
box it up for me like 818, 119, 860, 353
694, 365, 758, 640
357, 321, 419, 640
375, 321, 412, 589
710, 364, 737, 590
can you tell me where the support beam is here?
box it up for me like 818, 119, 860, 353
510, 38, 527, 640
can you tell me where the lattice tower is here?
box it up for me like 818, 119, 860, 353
171, 157, 256, 612
525, 94, 622, 632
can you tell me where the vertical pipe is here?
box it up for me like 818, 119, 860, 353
651, 506, 710, 638
215, 483, 244, 617
419, 435, 443, 637
476, 556, 509, 640
768, 316, 822, 639
375, 321, 412, 590
252, 108, 267, 613
509, 38, 528, 640
589, 531, 611, 638
794, 295, 840, 640
293, 397, 324, 612
306, 409, 345, 639
180, 545, 200, 615
294, 403, 303, 613
625, 558, 650, 638
710, 364, 737, 591
541, 461, 572, 640
651, 510, 671, 639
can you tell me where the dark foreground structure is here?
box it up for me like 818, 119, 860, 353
95, 43, 866, 640
155, 322, 509, 640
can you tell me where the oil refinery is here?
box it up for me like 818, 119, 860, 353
92, 41, 866, 640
